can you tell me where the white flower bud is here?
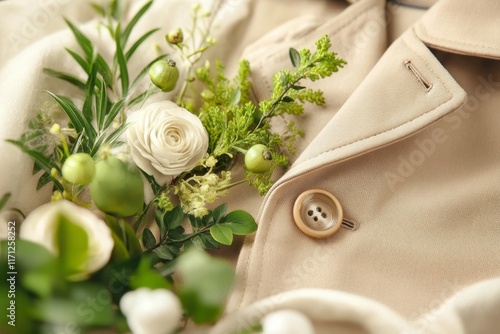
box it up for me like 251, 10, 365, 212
120, 288, 182, 334
262, 310, 316, 334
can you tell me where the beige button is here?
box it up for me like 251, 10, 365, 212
293, 189, 343, 239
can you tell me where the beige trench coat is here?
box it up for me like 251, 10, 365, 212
0, 0, 499, 333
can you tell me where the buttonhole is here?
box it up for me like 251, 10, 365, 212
307, 210, 313, 216
404, 59, 432, 91
341, 218, 360, 231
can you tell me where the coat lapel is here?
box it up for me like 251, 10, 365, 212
281, 28, 467, 184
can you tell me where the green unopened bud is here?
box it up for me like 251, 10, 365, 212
244, 144, 273, 173
62, 153, 95, 185
149, 59, 180, 92
166, 28, 183, 45
50, 168, 58, 178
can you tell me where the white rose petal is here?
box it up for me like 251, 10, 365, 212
19, 200, 114, 279
262, 310, 316, 334
120, 288, 182, 334
127, 101, 209, 184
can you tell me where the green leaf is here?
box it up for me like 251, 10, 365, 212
46, 92, 97, 143
0, 193, 10, 211
142, 228, 156, 249
65, 19, 93, 60
281, 96, 294, 103
212, 203, 228, 224
154, 245, 179, 261
165, 205, 184, 230
177, 249, 235, 324
154, 210, 167, 238
103, 98, 126, 129
115, 24, 129, 97
65, 47, 89, 73
55, 213, 89, 277
90, 2, 106, 16
109, 229, 130, 262
96, 78, 108, 130
199, 234, 220, 250
121, 1, 153, 47
125, 28, 160, 61
33, 282, 115, 326
289, 47, 301, 68
43, 68, 86, 90
96, 54, 113, 87
36, 171, 53, 191
210, 224, 233, 246
222, 210, 257, 235
82, 54, 98, 123
291, 85, 306, 91
1, 240, 60, 298
129, 257, 170, 290
230, 88, 241, 106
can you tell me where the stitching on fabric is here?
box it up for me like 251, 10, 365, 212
250, 34, 460, 304
417, 23, 500, 52
248, 3, 384, 307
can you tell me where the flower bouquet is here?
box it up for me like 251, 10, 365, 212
0, 1, 345, 333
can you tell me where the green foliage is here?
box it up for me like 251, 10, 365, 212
176, 249, 235, 324
195, 35, 346, 195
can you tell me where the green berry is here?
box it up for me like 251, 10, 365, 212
90, 156, 144, 217
61, 153, 95, 185
149, 59, 180, 92
244, 144, 273, 173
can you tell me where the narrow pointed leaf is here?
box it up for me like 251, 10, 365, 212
96, 79, 108, 130
82, 55, 98, 123
65, 48, 89, 73
115, 24, 129, 97
42, 69, 86, 90
0, 193, 11, 211
95, 54, 113, 87
125, 28, 160, 61
103, 98, 126, 129
64, 19, 93, 60
122, 1, 153, 46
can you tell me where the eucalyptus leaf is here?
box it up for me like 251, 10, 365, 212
210, 224, 233, 246
142, 228, 156, 249
212, 203, 228, 224
289, 47, 301, 68
164, 205, 184, 230
222, 210, 257, 235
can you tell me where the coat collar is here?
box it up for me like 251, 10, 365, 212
278, 0, 491, 184
414, 0, 500, 60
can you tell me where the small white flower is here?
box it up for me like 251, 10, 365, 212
19, 200, 114, 279
126, 101, 209, 184
120, 288, 182, 334
262, 310, 316, 334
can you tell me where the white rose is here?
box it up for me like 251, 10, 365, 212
127, 101, 209, 184
20, 200, 114, 279
120, 288, 182, 334
262, 310, 316, 334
